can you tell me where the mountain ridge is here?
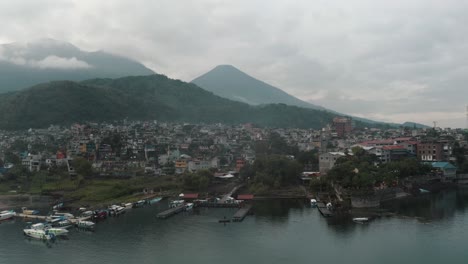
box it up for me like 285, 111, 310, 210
0, 39, 154, 93
0, 74, 341, 130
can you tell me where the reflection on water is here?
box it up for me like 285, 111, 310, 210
1, 189, 468, 263
382, 188, 468, 221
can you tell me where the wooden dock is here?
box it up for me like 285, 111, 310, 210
156, 205, 186, 219
15, 214, 48, 220
15, 214, 92, 223
195, 202, 241, 208
316, 202, 333, 217
232, 204, 253, 222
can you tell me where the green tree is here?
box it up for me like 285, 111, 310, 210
72, 158, 93, 177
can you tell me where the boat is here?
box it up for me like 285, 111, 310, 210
185, 203, 194, 211
310, 199, 317, 207
108, 205, 126, 216
29, 223, 68, 236
419, 188, 430, 194
352, 217, 370, 223
49, 219, 73, 229
122, 203, 133, 210
52, 202, 64, 210
92, 210, 108, 220
21, 207, 40, 215
169, 200, 184, 208
23, 228, 55, 240
133, 200, 146, 208
76, 220, 95, 229
81, 211, 94, 217
0, 210, 16, 220
149, 197, 162, 205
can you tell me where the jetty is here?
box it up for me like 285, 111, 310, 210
156, 205, 186, 219
219, 185, 242, 204
316, 202, 333, 217
232, 204, 253, 222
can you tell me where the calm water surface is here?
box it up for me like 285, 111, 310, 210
2, 189, 468, 264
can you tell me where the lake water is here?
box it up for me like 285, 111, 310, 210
2, 189, 468, 264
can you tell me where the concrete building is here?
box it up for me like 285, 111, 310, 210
319, 152, 347, 175
333, 117, 353, 138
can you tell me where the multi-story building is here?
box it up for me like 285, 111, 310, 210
319, 152, 347, 175
333, 117, 353, 138
417, 141, 444, 161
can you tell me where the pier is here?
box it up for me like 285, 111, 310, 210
316, 202, 333, 217
219, 185, 243, 204
156, 205, 186, 219
15, 213, 92, 223
232, 204, 253, 222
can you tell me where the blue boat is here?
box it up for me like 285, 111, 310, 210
149, 197, 162, 205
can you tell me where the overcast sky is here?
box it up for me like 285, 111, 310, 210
1, 0, 467, 128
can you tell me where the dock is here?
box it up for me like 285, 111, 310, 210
156, 205, 186, 219
219, 185, 243, 204
316, 202, 333, 217
15, 214, 48, 220
232, 204, 253, 222
195, 202, 241, 208
15, 214, 92, 223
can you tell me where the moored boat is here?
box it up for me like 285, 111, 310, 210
310, 199, 317, 207
149, 197, 162, 205
0, 210, 16, 220
29, 223, 69, 236
76, 220, 95, 229
122, 203, 133, 210
133, 200, 146, 208
169, 200, 184, 208
21, 207, 39, 215
23, 228, 55, 240
352, 217, 370, 223
185, 203, 194, 211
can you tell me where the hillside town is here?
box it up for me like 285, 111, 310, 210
0, 118, 467, 200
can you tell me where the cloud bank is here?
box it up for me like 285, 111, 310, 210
0, 0, 467, 127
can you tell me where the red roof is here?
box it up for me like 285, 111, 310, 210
382, 145, 406, 150
237, 194, 254, 200
182, 193, 199, 199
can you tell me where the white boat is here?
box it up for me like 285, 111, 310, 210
24, 228, 55, 240
49, 219, 73, 229
170, 200, 184, 208
22, 207, 39, 215
0, 210, 16, 220
108, 205, 126, 215
185, 203, 194, 211
30, 223, 68, 236
310, 199, 317, 207
352, 217, 369, 223
122, 203, 133, 210
149, 197, 162, 204
76, 220, 95, 229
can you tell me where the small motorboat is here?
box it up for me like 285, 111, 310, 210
149, 197, 162, 205
108, 205, 126, 216
22, 207, 40, 215
29, 223, 69, 236
133, 200, 146, 208
24, 228, 55, 240
310, 199, 317, 207
122, 203, 133, 210
0, 210, 16, 220
419, 188, 430, 194
49, 218, 73, 229
169, 200, 184, 208
352, 217, 370, 223
185, 203, 194, 211
76, 220, 95, 229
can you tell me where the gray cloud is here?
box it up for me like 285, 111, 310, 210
0, 0, 467, 127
